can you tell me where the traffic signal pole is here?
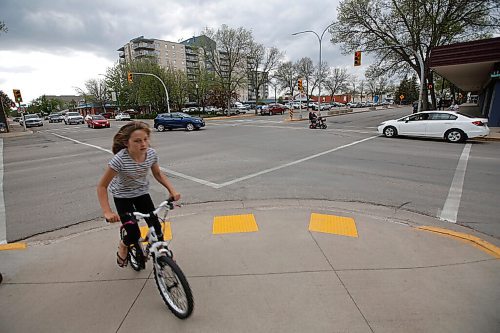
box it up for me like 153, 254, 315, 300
130, 72, 171, 114
361, 45, 425, 113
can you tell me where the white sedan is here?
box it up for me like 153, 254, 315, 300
115, 113, 131, 121
377, 111, 490, 143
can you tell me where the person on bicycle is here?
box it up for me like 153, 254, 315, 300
97, 121, 181, 268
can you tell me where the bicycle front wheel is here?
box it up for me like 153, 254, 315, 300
154, 255, 194, 319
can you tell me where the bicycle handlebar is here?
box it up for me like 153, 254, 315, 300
133, 199, 176, 219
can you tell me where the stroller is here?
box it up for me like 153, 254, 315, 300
309, 116, 327, 129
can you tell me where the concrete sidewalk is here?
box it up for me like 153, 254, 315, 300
1, 200, 499, 332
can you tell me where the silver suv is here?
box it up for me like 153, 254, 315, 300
64, 112, 84, 125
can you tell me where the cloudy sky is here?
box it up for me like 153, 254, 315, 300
0, 0, 368, 103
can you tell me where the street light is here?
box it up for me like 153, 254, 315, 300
292, 22, 335, 117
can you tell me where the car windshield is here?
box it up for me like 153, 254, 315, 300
24, 114, 39, 119
93, 115, 105, 120
177, 112, 190, 117
68, 112, 80, 116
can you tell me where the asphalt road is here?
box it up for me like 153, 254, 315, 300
3, 106, 500, 241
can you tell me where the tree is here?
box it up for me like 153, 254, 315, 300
202, 25, 254, 114
85, 78, 109, 112
27, 95, 64, 115
274, 61, 299, 98
295, 57, 315, 102
324, 67, 350, 101
331, 0, 500, 110
247, 42, 283, 113
396, 75, 419, 103
0, 20, 7, 34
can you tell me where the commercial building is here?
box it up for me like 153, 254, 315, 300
429, 37, 500, 126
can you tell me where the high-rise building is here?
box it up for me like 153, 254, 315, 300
118, 35, 268, 102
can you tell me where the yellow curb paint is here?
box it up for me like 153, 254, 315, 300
417, 226, 500, 258
140, 222, 172, 242
0, 242, 27, 251
213, 214, 258, 234
309, 213, 358, 237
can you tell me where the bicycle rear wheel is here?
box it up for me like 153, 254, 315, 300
154, 255, 194, 319
128, 243, 145, 271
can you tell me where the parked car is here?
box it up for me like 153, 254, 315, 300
48, 113, 64, 123
260, 103, 286, 115
99, 112, 113, 119
377, 111, 490, 143
0, 122, 7, 133
20, 114, 43, 127
154, 112, 205, 132
64, 111, 84, 125
86, 114, 110, 129
115, 112, 131, 121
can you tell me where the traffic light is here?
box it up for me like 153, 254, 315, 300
354, 51, 362, 67
298, 79, 303, 92
127, 72, 133, 83
13, 89, 23, 103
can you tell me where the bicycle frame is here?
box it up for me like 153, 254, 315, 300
133, 200, 175, 260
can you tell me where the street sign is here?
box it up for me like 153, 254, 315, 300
399, 95, 404, 100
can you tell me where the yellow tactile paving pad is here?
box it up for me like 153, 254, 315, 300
140, 222, 172, 242
0, 242, 27, 251
309, 213, 358, 237
418, 226, 500, 258
213, 214, 259, 234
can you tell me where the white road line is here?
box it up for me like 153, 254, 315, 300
218, 136, 378, 188
0, 139, 6, 244
439, 143, 472, 223
49, 132, 378, 189
49, 132, 220, 188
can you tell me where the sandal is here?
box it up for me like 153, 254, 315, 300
116, 252, 128, 267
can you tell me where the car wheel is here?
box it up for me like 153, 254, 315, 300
445, 129, 466, 143
186, 123, 195, 131
383, 126, 398, 138
157, 124, 166, 132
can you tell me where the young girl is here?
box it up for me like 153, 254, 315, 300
97, 121, 180, 267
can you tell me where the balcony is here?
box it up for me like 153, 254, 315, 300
133, 42, 155, 50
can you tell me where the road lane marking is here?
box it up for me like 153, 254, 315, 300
439, 143, 471, 223
218, 136, 378, 188
49, 132, 377, 189
0, 139, 5, 244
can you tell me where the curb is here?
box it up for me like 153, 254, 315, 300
417, 226, 500, 258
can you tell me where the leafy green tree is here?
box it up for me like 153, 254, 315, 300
331, 0, 500, 110
27, 95, 64, 115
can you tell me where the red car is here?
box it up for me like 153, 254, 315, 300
260, 103, 286, 116
86, 114, 110, 128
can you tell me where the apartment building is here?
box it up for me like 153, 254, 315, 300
118, 36, 186, 72
118, 35, 268, 102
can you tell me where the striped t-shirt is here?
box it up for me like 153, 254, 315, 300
108, 147, 158, 198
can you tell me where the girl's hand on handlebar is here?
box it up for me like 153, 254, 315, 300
104, 211, 120, 223
169, 192, 181, 202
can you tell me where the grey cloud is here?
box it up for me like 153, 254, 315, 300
0, 0, 349, 66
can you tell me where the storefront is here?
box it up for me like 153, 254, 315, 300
429, 37, 500, 127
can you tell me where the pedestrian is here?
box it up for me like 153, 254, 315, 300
97, 121, 180, 267
412, 101, 418, 113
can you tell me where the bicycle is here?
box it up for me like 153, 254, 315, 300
118, 199, 194, 319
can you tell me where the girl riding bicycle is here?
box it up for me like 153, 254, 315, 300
97, 121, 180, 267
